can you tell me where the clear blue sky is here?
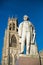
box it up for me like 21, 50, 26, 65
0, 0, 43, 60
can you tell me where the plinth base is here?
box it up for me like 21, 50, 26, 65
16, 54, 40, 65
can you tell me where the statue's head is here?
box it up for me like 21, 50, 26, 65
23, 15, 29, 21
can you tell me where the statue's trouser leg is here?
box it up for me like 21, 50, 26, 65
26, 32, 30, 55
20, 32, 26, 53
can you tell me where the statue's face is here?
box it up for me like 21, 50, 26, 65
24, 17, 28, 21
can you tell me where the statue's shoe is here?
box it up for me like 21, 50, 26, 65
20, 52, 24, 54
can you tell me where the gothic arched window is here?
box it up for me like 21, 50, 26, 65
11, 35, 17, 47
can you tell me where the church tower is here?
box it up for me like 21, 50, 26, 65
2, 17, 20, 65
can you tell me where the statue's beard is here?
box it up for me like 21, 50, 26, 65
24, 21, 28, 22
24, 19, 28, 21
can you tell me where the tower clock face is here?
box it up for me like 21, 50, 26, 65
9, 34, 17, 47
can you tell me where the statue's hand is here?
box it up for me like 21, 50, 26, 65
31, 40, 34, 44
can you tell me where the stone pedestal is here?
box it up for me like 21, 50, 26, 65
16, 54, 40, 65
